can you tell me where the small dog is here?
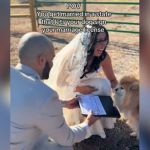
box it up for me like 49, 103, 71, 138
114, 76, 139, 138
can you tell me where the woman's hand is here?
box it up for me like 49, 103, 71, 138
75, 85, 97, 94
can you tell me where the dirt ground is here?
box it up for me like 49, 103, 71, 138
11, 1, 139, 149
73, 120, 138, 150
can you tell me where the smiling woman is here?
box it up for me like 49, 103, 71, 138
46, 24, 119, 138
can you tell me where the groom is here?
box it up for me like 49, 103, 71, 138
11, 32, 98, 150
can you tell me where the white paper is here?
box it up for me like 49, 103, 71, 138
79, 95, 106, 115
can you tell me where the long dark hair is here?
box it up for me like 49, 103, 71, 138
80, 25, 109, 79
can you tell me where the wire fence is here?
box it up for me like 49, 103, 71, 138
35, 0, 139, 34
11, 0, 139, 34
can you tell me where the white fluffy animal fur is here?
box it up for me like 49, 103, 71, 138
114, 76, 139, 138
63, 77, 116, 139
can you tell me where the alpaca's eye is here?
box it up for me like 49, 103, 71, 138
121, 87, 124, 89
115, 88, 118, 91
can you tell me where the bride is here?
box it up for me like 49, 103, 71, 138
46, 25, 119, 138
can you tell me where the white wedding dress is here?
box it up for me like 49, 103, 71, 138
45, 32, 116, 139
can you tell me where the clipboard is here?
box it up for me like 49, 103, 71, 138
78, 95, 121, 118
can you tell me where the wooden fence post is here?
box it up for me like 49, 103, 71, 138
29, 0, 36, 31
83, 0, 87, 28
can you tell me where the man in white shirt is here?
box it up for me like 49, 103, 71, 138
11, 32, 98, 150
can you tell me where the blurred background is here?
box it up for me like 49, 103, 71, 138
140, 0, 150, 149
1, 0, 149, 149
0, 0, 10, 150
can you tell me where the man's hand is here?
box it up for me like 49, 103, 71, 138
75, 85, 98, 95
84, 111, 99, 126
63, 97, 79, 109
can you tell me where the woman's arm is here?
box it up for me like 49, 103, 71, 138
101, 53, 118, 88
75, 85, 97, 94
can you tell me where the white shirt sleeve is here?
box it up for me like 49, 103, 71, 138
80, 122, 89, 130
35, 93, 88, 146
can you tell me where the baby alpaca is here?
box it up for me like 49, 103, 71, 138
114, 76, 139, 138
